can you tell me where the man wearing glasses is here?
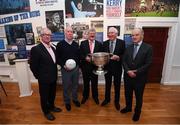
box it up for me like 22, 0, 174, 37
30, 28, 62, 121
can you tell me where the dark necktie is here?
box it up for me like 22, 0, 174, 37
133, 44, 139, 59
109, 42, 114, 53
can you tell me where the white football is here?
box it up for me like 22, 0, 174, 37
65, 59, 76, 70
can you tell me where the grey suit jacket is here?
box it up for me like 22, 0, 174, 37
123, 42, 153, 77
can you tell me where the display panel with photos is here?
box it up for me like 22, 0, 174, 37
5, 23, 34, 45
0, 0, 30, 15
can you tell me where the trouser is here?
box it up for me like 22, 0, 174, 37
38, 80, 57, 114
61, 66, 79, 104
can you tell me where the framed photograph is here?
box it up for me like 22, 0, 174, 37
45, 10, 65, 42
16, 38, 27, 59
26, 33, 35, 45
36, 26, 42, 36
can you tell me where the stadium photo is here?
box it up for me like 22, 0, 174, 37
125, 0, 180, 17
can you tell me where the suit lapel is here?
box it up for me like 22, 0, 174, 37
85, 40, 91, 53
40, 43, 55, 64
130, 45, 134, 60
133, 42, 144, 60
94, 40, 99, 53
113, 40, 119, 54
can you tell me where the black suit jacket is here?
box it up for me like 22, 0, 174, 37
123, 42, 153, 81
80, 40, 102, 72
30, 43, 57, 84
103, 39, 125, 73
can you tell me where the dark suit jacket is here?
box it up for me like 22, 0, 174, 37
103, 39, 125, 73
30, 43, 57, 84
123, 42, 153, 82
80, 40, 102, 72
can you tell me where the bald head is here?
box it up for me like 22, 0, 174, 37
65, 26, 73, 41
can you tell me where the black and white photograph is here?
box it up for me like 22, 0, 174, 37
25, 33, 35, 45
46, 10, 64, 33
45, 10, 65, 41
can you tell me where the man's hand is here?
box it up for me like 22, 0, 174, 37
85, 56, 91, 62
110, 55, 120, 61
64, 65, 71, 71
127, 70, 137, 78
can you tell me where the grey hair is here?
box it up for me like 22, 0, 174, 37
133, 28, 144, 36
108, 27, 118, 34
40, 28, 52, 35
88, 28, 96, 34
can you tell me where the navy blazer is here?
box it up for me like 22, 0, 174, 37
103, 38, 125, 73
30, 43, 57, 84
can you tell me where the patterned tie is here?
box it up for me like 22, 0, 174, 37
133, 44, 138, 59
109, 42, 114, 53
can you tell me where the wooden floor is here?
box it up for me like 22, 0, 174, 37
0, 83, 180, 124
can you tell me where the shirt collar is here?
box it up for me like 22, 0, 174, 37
42, 41, 51, 48
88, 40, 95, 43
134, 41, 142, 46
110, 39, 116, 44
65, 38, 73, 45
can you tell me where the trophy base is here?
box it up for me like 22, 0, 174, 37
93, 70, 107, 75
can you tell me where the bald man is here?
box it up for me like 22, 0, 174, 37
101, 27, 125, 111
30, 28, 62, 121
56, 26, 80, 111
121, 28, 153, 121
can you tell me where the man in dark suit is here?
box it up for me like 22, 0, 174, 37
80, 28, 102, 105
30, 28, 62, 121
121, 28, 153, 121
101, 27, 125, 111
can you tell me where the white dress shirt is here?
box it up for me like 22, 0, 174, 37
42, 42, 56, 63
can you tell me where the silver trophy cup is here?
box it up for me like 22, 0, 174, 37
90, 52, 111, 75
